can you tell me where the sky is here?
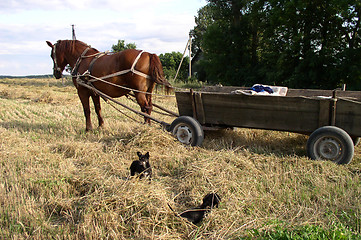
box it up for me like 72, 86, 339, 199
0, 0, 207, 76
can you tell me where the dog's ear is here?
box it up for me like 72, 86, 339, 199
137, 151, 142, 157
145, 152, 150, 158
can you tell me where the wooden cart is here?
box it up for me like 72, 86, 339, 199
169, 86, 361, 164
79, 81, 360, 164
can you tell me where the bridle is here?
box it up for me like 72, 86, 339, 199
52, 41, 92, 78
52, 42, 62, 73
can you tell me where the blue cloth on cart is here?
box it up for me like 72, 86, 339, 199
250, 84, 274, 94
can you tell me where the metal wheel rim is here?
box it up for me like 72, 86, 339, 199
174, 125, 193, 145
314, 136, 343, 161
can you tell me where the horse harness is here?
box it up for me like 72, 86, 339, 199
53, 42, 163, 97
70, 46, 151, 83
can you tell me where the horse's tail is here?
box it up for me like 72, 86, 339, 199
149, 54, 172, 93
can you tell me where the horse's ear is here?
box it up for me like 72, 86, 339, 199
46, 41, 53, 48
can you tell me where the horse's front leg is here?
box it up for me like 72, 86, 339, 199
91, 94, 104, 128
78, 89, 92, 131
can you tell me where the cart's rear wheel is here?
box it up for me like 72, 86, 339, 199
169, 116, 204, 146
307, 126, 354, 164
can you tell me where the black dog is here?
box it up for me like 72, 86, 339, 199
179, 193, 221, 224
130, 152, 152, 179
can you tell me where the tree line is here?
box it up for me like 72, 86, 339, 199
190, 0, 361, 90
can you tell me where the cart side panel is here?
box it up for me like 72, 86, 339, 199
176, 91, 327, 133
176, 91, 194, 116
201, 93, 320, 133
336, 99, 361, 136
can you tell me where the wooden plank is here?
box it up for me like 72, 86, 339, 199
175, 91, 193, 116
335, 99, 361, 136
330, 91, 337, 126
336, 90, 361, 101
199, 93, 320, 133
286, 89, 333, 97
190, 89, 197, 119
194, 92, 205, 124
201, 86, 243, 93
200, 86, 361, 101
318, 100, 330, 127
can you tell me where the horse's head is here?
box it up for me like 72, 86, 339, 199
46, 40, 66, 79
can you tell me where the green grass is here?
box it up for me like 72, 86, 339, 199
248, 221, 360, 239
0, 77, 360, 239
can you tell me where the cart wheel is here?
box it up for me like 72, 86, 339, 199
307, 126, 354, 165
169, 116, 204, 146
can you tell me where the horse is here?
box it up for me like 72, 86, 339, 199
46, 40, 171, 131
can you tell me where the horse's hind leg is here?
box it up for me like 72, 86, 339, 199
145, 83, 155, 116
78, 89, 92, 131
91, 94, 104, 128
134, 92, 152, 124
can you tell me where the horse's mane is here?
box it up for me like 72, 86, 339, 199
56, 40, 98, 54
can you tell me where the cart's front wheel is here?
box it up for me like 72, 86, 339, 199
307, 126, 354, 164
169, 116, 204, 146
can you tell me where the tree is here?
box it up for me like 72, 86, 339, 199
193, 0, 361, 89
260, 0, 361, 89
189, 5, 214, 55
199, 0, 259, 85
159, 52, 189, 82
189, 5, 214, 82
111, 40, 137, 52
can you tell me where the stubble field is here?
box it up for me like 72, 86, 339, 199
0, 77, 360, 239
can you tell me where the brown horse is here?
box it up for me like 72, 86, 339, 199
46, 40, 171, 131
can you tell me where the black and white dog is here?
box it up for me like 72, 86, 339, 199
130, 151, 152, 179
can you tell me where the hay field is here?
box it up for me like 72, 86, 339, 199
0, 77, 360, 239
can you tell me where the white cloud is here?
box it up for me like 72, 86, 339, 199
0, 0, 172, 12
0, 0, 207, 75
